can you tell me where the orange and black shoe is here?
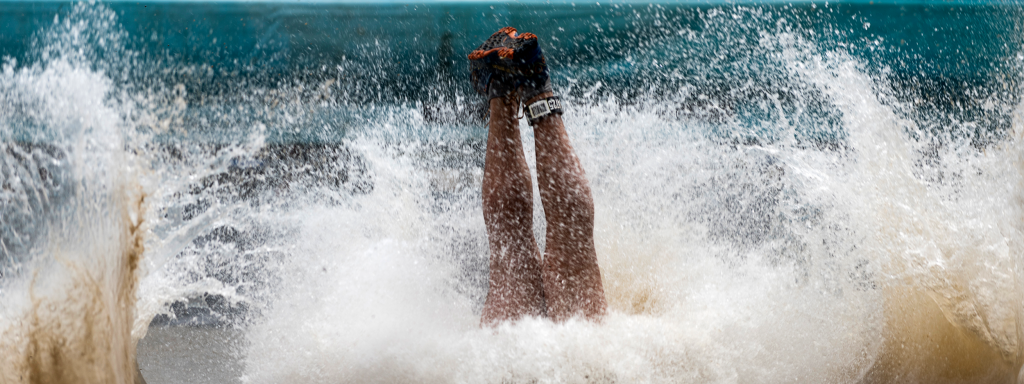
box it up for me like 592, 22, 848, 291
469, 27, 548, 100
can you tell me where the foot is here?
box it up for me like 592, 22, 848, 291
469, 27, 550, 101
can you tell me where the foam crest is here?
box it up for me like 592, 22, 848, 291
791, 38, 1024, 382
0, 4, 147, 383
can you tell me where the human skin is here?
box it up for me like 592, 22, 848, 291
480, 91, 607, 326
480, 94, 548, 325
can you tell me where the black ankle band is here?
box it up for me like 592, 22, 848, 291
525, 96, 563, 125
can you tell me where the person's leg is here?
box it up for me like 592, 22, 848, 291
529, 92, 608, 322
480, 95, 547, 326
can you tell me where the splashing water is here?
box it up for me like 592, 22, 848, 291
0, 6, 145, 383
1, 2, 1023, 384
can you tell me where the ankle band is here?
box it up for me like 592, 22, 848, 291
525, 96, 563, 125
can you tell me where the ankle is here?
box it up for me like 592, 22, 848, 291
489, 94, 521, 113
524, 91, 555, 106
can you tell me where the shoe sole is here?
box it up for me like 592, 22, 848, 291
468, 27, 539, 64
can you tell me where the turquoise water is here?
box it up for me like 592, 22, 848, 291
2, 1, 1024, 383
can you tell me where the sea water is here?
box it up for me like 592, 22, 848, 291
1, 1, 1023, 383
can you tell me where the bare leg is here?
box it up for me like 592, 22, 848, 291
480, 96, 547, 326
530, 92, 608, 322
